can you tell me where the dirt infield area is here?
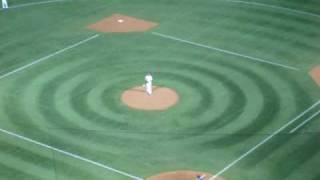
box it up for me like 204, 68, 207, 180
121, 86, 179, 110
87, 13, 158, 33
309, 66, 320, 86
147, 170, 223, 180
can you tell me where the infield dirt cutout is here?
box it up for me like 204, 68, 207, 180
310, 66, 320, 87
147, 170, 223, 180
121, 86, 179, 111
87, 13, 158, 33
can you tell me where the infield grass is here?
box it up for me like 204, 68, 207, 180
1, 0, 320, 179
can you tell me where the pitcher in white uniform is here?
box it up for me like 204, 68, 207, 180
144, 73, 153, 95
2, 0, 8, 9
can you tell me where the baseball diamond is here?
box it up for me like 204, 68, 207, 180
1, 0, 320, 180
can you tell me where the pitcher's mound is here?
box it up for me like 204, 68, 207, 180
87, 13, 158, 33
121, 86, 179, 111
147, 170, 223, 180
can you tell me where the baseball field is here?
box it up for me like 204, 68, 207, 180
1, 0, 320, 179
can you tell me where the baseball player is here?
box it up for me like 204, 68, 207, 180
2, 0, 8, 9
144, 73, 153, 95
196, 175, 206, 180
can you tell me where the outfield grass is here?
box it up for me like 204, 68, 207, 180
1, 0, 320, 179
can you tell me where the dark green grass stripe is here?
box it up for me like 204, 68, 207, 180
8, 0, 66, 9
0, 152, 53, 179
2, 95, 115, 166
154, 62, 246, 125
3, 91, 42, 134
54, 75, 128, 129
202, 17, 320, 52
53, 156, 110, 180
237, 133, 320, 179
152, 32, 300, 71
3, 75, 127, 165
226, 10, 320, 43
2, 126, 141, 180
0, 161, 43, 180
202, 63, 280, 146
0, 139, 54, 169
17, 63, 149, 150
69, 79, 127, 127
39, 78, 91, 128
312, 173, 320, 180
1, 56, 91, 129
224, 0, 320, 19
157, 72, 214, 117
189, 3, 320, 34
272, 133, 320, 179
159, 0, 320, 37
191, 23, 319, 66
0, 132, 111, 180
155, 2, 320, 65
36, 77, 139, 152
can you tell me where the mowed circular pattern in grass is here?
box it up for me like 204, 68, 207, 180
0, 0, 319, 180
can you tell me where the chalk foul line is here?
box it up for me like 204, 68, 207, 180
0, 34, 99, 80
8, 0, 67, 9
289, 109, 320, 133
152, 32, 299, 71
209, 99, 320, 180
0, 127, 143, 180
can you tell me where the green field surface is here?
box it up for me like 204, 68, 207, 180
1, 0, 320, 179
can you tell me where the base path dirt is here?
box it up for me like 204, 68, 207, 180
147, 170, 224, 180
87, 13, 158, 33
121, 86, 179, 111
309, 66, 320, 87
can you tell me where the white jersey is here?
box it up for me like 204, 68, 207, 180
2, 0, 8, 9
145, 74, 153, 83
144, 74, 153, 95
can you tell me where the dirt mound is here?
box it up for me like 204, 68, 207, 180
121, 86, 179, 111
87, 13, 158, 33
147, 170, 223, 180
